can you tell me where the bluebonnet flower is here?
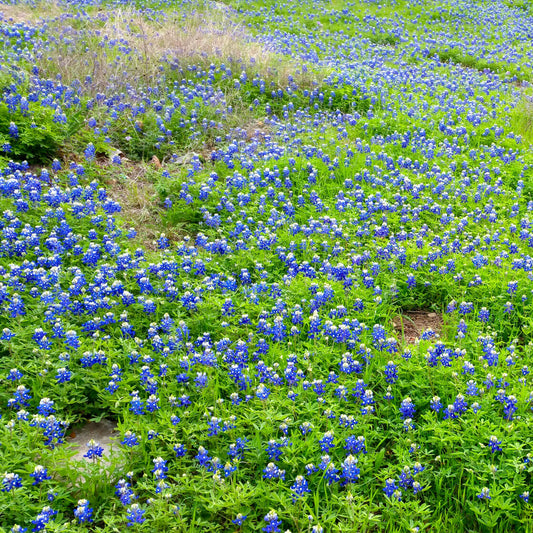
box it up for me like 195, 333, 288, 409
156, 234, 170, 250
74, 499, 93, 523
507, 281, 518, 295
384, 361, 398, 384
458, 302, 474, 315
223, 462, 237, 477
207, 417, 223, 436
30, 465, 51, 485
318, 431, 335, 452
1, 328, 15, 341
299, 422, 313, 436
6, 369, 23, 384
256, 384, 271, 400
8, 385, 32, 408
195, 446, 210, 467
195, 372, 208, 389
115, 479, 137, 506
305, 463, 318, 476
403, 418, 415, 431
126, 504, 146, 526
8, 122, 19, 138
232, 514, 247, 526
399, 465, 416, 489
146, 395, 160, 412
383, 385, 395, 400
322, 461, 340, 485
466, 380, 479, 396
84, 439, 104, 460
263, 462, 285, 480
383, 478, 398, 497
360, 389, 375, 415
488, 435, 502, 453
228, 438, 249, 460
31, 506, 57, 531
344, 435, 366, 454
430, 396, 443, 413
262, 510, 282, 532
121, 431, 140, 447
84, 143, 96, 162
152, 457, 168, 479
477, 487, 491, 500
37, 398, 55, 417
129, 393, 145, 415
291, 475, 310, 502
265, 440, 285, 461
2, 473, 23, 492
462, 361, 475, 375
453, 394, 468, 415
399, 397, 416, 419
341, 455, 360, 484
55, 367, 72, 383
504, 395, 518, 420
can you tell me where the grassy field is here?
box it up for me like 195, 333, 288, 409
1, 0, 533, 531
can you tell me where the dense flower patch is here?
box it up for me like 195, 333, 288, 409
1, 0, 533, 531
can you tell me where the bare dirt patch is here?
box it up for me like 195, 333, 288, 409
393, 310, 443, 343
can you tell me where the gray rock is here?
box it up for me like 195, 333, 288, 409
68, 419, 118, 463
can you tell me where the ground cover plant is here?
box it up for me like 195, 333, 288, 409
1, 0, 533, 531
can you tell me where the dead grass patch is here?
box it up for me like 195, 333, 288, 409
0, 1, 62, 23
245, 118, 271, 141
102, 161, 184, 249
31, 2, 323, 95
393, 310, 443, 344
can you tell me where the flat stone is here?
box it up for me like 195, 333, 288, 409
68, 419, 119, 463
174, 152, 199, 166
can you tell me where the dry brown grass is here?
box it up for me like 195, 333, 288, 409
22, 1, 322, 94
0, 1, 62, 23
103, 161, 182, 249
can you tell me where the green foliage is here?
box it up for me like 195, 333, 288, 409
367, 33, 401, 46
0, 103, 65, 164
432, 49, 531, 82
